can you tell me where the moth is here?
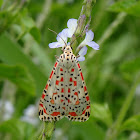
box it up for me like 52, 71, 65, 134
39, 45, 90, 122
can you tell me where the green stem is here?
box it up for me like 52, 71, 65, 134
70, 0, 96, 54
105, 75, 140, 140
38, 122, 55, 140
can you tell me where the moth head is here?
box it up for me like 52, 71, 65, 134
63, 45, 73, 52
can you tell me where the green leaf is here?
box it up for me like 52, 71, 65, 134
91, 103, 113, 127
103, 34, 134, 64
20, 16, 35, 29
0, 64, 35, 95
108, 0, 140, 17
0, 0, 3, 7
0, 33, 47, 97
18, 14, 41, 43
121, 114, 140, 132
119, 57, 140, 81
30, 27, 41, 43
0, 119, 36, 140
120, 57, 140, 74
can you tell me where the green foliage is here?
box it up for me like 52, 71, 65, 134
0, 64, 35, 95
121, 114, 140, 133
91, 103, 113, 127
0, 119, 36, 140
17, 11, 41, 42
108, 0, 140, 17
0, 33, 47, 96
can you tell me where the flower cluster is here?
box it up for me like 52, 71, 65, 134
49, 18, 99, 61
20, 104, 39, 126
0, 100, 14, 120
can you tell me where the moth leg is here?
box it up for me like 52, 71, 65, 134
76, 55, 80, 58
55, 55, 59, 59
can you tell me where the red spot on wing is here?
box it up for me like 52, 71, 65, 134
44, 108, 47, 114
61, 88, 64, 93
54, 62, 58, 67
68, 88, 71, 93
77, 63, 80, 68
50, 99, 54, 104
74, 92, 78, 96
86, 96, 89, 101
62, 107, 65, 110
69, 112, 78, 116
68, 99, 71, 103
45, 84, 48, 90
60, 68, 63, 71
56, 80, 59, 85
51, 112, 60, 116
49, 71, 54, 79
60, 77, 64, 82
53, 93, 57, 95
84, 86, 87, 92
82, 110, 86, 114
74, 81, 77, 86
80, 72, 84, 80
69, 78, 73, 82
39, 104, 43, 107
71, 68, 74, 72
61, 99, 64, 102
75, 100, 80, 105
42, 94, 45, 99
86, 106, 90, 109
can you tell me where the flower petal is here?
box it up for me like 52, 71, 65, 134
66, 18, 77, 37
67, 18, 77, 30
78, 46, 87, 56
57, 31, 67, 44
62, 28, 69, 37
49, 42, 62, 48
77, 56, 85, 61
85, 30, 94, 42
86, 41, 99, 50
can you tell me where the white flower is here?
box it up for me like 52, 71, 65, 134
20, 104, 39, 126
80, 30, 99, 50
49, 18, 77, 49
54, 128, 68, 140
48, 18, 99, 62
21, 116, 39, 125
77, 46, 87, 61
49, 31, 67, 48
0, 100, 14, 120
62, 18, 77, 38
23, 105, 36, 117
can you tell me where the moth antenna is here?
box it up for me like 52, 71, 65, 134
48, 28, 67, 47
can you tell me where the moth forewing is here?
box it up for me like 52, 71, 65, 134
39, 45, 90, 122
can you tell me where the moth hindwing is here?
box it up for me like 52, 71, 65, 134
39, 45, 90, 122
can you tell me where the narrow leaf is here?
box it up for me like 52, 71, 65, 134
91, 103, 113, 127
0, 64, 35, 95
121, 114, 140, 132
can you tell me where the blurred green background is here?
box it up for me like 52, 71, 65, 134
0, 0, 140, 140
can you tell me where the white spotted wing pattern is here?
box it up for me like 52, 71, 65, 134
39, 46, 90, 122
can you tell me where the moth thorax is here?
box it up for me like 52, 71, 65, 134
63, 54, 73, 69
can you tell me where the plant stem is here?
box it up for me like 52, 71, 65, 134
70, 0, 96, 54
38, 122, 55, 140
105, 75, 140, 140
